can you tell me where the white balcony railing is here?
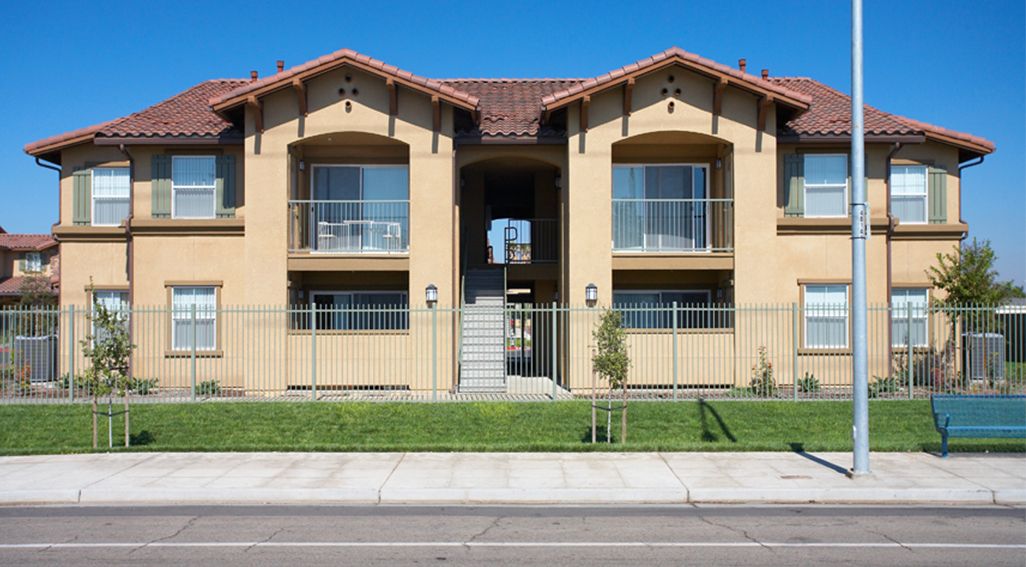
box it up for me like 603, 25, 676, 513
612, 198, 733, 252
289, 200, 409, 254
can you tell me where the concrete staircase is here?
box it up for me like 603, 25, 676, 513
459, 268, 506, 393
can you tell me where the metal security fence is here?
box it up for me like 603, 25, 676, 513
0, 304, 1023, 403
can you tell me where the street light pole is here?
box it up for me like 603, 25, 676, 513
850, 0, 871, 475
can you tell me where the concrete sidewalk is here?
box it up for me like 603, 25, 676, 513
0, 451, 1022, 506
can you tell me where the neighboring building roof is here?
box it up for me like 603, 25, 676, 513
25, 47, 994, 159
769, 77, 995, 156
209, 48, 481, 112
440, 79, 584, 137
98, 79, 250, 141
0, 276, 56, 297
540, 47, 813, 112
0, 234, 57, 252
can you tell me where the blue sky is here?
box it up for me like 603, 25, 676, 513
2, 0, 1023, 284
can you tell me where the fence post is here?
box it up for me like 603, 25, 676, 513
551, 302, 558, 400
310, 302, 317, 401
907, 303, 914, 400
672, 301, 679, 401
190, 304, 197, 402
431, 304, 438, 402
68, 305, 75, 402
792, 303, 799, 402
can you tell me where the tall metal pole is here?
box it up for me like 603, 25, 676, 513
850, 0, 871, 475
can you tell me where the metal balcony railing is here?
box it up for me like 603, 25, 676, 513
612, 198, 733, 252
288, 200, 409, 254
501, 218, 558, 264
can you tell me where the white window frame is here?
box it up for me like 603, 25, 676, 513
23, 252, 42, 273
91, 167, 131, 227
891, 288, 929, 348
91, 289, 130, 344
170, 286, 218, 351
171, 156, 216, 220
610, 163, 712, 252
803, 154, 849, 218
889, 164, 928, 225
803, 284, 849, 349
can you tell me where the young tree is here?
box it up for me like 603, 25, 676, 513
928, 239, 1024, 307
80, 289, 134, 449
592, 309, 631, 443
14, 275, 57, 337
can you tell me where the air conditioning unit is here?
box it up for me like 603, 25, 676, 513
963, 332, 1005, 381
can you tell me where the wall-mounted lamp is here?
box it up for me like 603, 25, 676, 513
585, 283, 598, 307
425, 283, 438, 307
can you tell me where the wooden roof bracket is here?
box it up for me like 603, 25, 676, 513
291, 78, 307, 116
623, 78, 634, 116
387, 78, 398, 116
757, 95, 774, 132
246, 95, 264, 133
713, 77, 728, 116
431, 96, 441, 132
580, 95, 591, 132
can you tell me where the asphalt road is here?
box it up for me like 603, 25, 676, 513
0, 505, 1022, 566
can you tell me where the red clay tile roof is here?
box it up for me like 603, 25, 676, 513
769, 77, 995, 153
0, 276, 57, 296
98, 80, 250, 140
440, 79, 584, 137
0, 234, 56, 252
541, 47, 813, 111
209, 48, 480, 111
23, 120, 115, 156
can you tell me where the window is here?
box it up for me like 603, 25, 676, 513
92, 168, 130, 226
612, 164, 709, 251
309, 291, 408, 331
612, 290, 716, 329
803, 155, 848, 217
890, 165, 928, 224
172, 156, 216, 219
92, 290, 129, 344
23, 252, 42, 273
892, 288, 929, 347
171, 286, 217, 350
310, 165, 410, 253
804, 284, 848, 348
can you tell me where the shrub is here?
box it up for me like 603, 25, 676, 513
129, 378, 158, 395
797, 372, 820, 393
196, 379, 221, 396
749, 346, 776, 397
869, 376, 899, 398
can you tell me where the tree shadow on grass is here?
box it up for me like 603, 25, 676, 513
699, 399, 737, 443
788, 442, 848, 475
130, 430, 155, 446
581, 425, 614, 444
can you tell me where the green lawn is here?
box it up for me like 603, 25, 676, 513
0, 400, 1022, 455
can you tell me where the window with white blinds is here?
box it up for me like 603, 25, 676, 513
172, 157, 216, 219
92, 290, 129, 344
892, 288, 929, 347
890, 165, 928, 224
171, 286, 217, 350
91, 168, 130, 226
804, 284, 849, 348
803, 155, 848, 218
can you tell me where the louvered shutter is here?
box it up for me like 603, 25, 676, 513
215, 155, 236, 218
783, 154, 804, 216
928, 167, 947, 224
72, 169, 92, 225
152, 155, 172, 218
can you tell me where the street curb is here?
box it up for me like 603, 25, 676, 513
76, 488, 381, 505
378, 488, 689, 505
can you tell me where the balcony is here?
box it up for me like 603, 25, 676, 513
288, 200, 409, 254
498, 219, 558, 264
612, 198, 733, 253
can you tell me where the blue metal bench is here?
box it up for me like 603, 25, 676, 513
931, 395, 1026, 457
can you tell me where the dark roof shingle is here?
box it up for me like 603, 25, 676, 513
440, 79, 584, 136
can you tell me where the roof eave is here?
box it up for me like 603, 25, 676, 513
93, 134, 243, 146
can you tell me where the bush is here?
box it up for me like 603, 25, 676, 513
869, 376, 899, 398
129, 378, 158, 395
749, 346, 776, 397
196, 379, 221, 396
797, 372, 820, 393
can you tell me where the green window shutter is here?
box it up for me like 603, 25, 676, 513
783, 154, 804, 217
215, 155, 236, 218
72, 169, 92, 225
928, 167, 947, 224
152, 155, 172, 218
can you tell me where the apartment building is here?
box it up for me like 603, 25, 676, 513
23, 47, 993, 394
0, 231, 58, 306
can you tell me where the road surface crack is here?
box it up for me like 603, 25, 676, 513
697, 514, 771, 551
131, 515, 199, 554
869, 529, 912, 552
246, 527, 284, 552
465, 515, 504, 546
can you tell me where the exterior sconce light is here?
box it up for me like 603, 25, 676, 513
425, 283, 438, 307
585, 283, 598, 307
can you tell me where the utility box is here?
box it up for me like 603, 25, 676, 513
963, 332, 1005, 381
12, 335, 58, 383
